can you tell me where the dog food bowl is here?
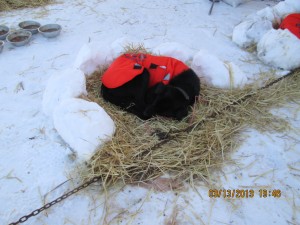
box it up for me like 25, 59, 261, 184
38, 24, 62, 38
6, 30, 32, 47
0, 25, 10, 40
0, 40, 4, 53
19, 20, 41, 34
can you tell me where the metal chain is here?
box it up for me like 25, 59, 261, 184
8, 176, 101, 225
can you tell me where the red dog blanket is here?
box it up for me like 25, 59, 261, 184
279, 13, 300, 39
102, 53, 189, 88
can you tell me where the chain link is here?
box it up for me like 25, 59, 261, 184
8, 176, 101, 225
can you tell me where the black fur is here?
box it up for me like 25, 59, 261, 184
101, 68, 200, 120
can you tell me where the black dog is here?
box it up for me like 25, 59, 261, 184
101, 54, 200, 120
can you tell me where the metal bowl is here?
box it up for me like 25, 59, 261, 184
6, 30, 32, 47
19, 20, 41, 34
0, 25, 10, 40
38, 24, 62, 38
0, 40, 4, 53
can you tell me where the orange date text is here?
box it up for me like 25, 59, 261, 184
208, 189, 254, 198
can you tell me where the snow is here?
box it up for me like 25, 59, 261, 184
191, 50, 247, 88
257, 29, 300, 70
110, 36, 138, 59
42, 68, 87, 116
232, 0, 300, 70
256, 6, 278, 21
232, 18, 273, 48
273, 0, 300, 17
74, 43, 114, 76
42, 65, 115, 161
53, 98, 115, 162
0, 0, 300, 225
152, 42, 195, 63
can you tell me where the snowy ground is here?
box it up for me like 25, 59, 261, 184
0, 0, 299, 224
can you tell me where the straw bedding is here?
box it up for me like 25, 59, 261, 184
81, 51, 300, 189
0, 0, 52, 12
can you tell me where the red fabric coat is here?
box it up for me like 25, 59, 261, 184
102, 53, 189, 88
279, 13, 300, 39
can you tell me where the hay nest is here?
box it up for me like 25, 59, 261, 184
0, 0, 52, 12
81, 50, 300, 189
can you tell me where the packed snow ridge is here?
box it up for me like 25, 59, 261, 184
232, 0, 300, 70
42, 38, 249, 161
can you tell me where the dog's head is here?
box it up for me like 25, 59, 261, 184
144, 83, 190, 120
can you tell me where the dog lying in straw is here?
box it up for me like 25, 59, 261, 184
101, 53, 200, 120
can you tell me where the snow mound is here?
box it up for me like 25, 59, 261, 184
233, 0, 300, 48
53, 98, 115, 162
74, 43, 114, 76
232, 0, 300, 70
42, 68, 87, 116
43, 41, 119, 162
152, 42, 194, 63
273, 0, 300, 18
232, 19, 272, 48
255, 7, 278, 21
74, 37, 141, 76
222, 0, 246, 8
191, 50, 247, 88
257, 29, 300, 70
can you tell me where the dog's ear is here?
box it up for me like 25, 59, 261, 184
155, 83, 166, 94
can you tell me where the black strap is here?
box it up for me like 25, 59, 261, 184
174, 87, 189, 101
150, 63, 158, 69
